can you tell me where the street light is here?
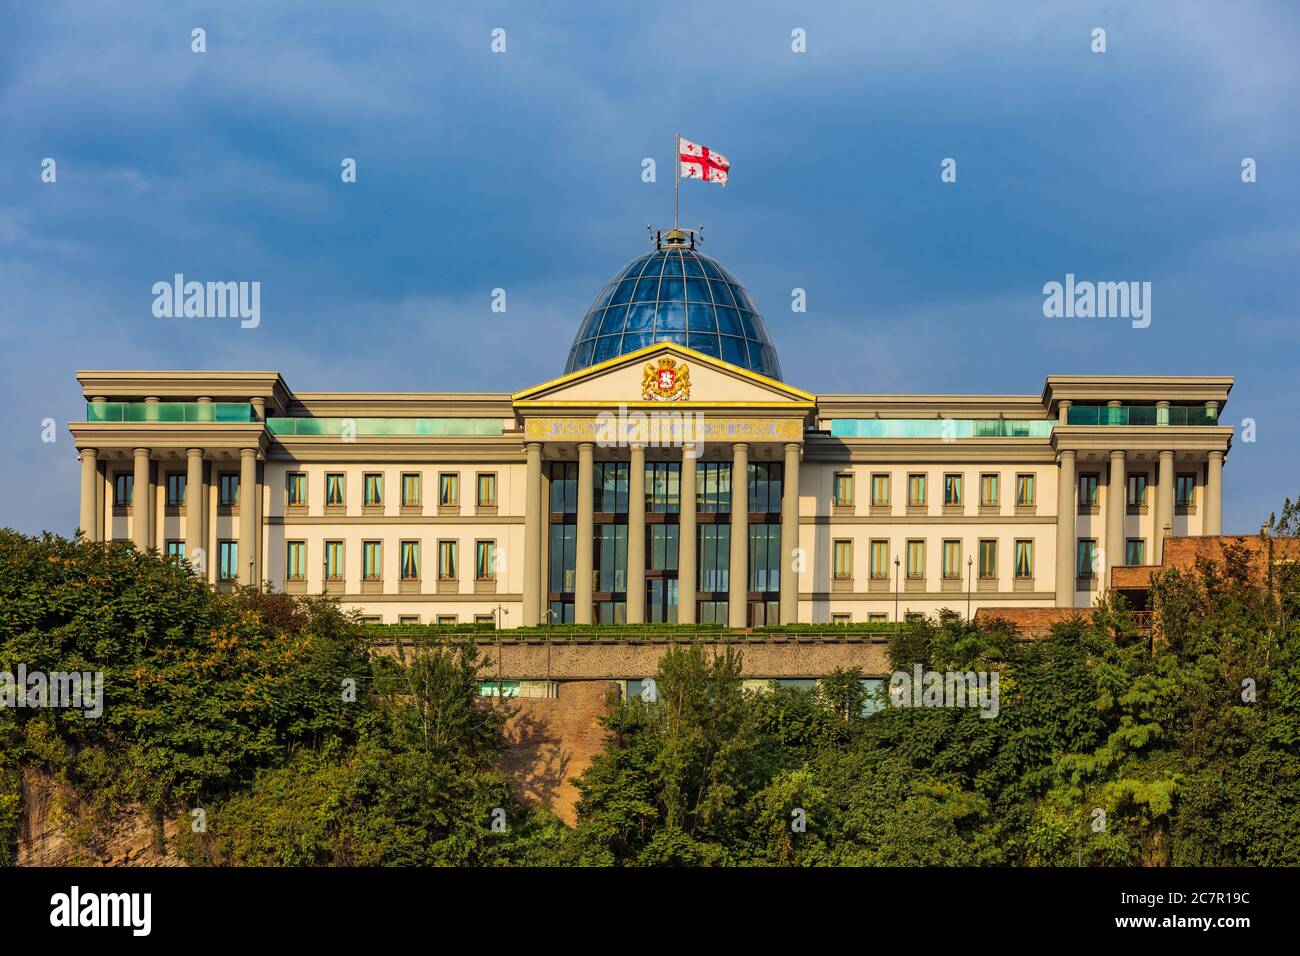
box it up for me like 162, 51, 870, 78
894, 555, 901, 632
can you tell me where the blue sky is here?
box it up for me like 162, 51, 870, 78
1, 0, 1296, 535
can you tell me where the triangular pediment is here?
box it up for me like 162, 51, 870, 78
512, 343, 813, 409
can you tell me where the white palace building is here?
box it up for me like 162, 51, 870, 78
70, 229, 1233, 628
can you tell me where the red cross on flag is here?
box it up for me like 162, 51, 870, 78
679, 137, 729, 186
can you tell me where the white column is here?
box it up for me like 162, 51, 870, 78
1205, 451, 1224, 535
728, 443, 749, 628
1055, 449, 1076, 606
79, 448, 99, 541
626, 443, 646, 623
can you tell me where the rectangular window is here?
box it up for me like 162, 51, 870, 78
1127, 473, 1148, 507
1176, 473, 1195, 508
549, 462, 579, 513
595, 525, 629, 592
363, 473, 383, 507
747, 462, 783, 514
833, 472, 854, 507
166, 473, 186, 507
1126, 538, 1145, 566
1015, 473, 1035, 507
438, 540, 458, 580
1077, 538, 1098, 579
218, 540, 238, 582
833, 539, 853, 579
943, 473, 963, 507
437, 615, 457, 625
114, 473, 133, 506
286, 541, 306, 580
907, 473, 927, 507
831, 613, 851, 625
868, 613, 887, 623
979, 539, 997, 578
1014, 539, 1034, 579
1078, 473, 1099, 508
401, 472, 421, 507
593, 462, 629, 514
324, 540, 344, 580
906, 539, 925, 579
398, 615, 419, 625
646, 462, 681, 513
697, 524, 731, 592
362, 541, 382, 580
325, 473, 345, 506
549, 524, 577, 593
871, 473, 890, 507
647, 525, 680, 571
476, 540, 496, 580
942, 539, 962, 579
439, 473, 460, 507
165, 540, 185, 562
474, 614, 495, 626
400, 540, 420, 580
219, 473, 240, 507
869, 539, 889, 579
979, 473, 999, 507
696, 462, 733, 514
286, 472, 306, 507
477, 472, 497, 508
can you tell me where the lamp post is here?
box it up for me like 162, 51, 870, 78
494, 604, 509, 632
966, 554, 974, 621
894, 555, 901, 632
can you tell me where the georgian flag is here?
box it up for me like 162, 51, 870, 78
679, 138, 730, 186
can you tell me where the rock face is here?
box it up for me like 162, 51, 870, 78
498, 680, 618, 826
15, 768, 183, 867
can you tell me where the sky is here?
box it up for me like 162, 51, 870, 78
0, 0, 1296, 536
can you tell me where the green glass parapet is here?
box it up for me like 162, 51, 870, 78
86, 402, 254, 423
266, 417, 504, 437
829, 419, 1055, 439
1066, 405, 1218, 426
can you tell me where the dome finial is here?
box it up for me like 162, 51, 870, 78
650, 224, 702, 250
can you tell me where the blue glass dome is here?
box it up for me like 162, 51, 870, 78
564, 241, 783, 380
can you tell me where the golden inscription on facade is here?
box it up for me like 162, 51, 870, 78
524, 415, 801, 444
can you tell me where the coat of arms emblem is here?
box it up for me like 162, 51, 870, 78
642, 357, 690, 401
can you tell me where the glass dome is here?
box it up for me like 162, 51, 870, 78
564, 241, 783, 380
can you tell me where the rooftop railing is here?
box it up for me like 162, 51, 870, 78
1066, 405, 1218, 426
266, 417, 504, 437
85, 402, 255, 423
829, 419, 1055, 439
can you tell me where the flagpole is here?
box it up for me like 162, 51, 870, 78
673, 132, 680, 231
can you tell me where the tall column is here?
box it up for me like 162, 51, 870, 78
1156, 450, 1175, 563
626, 443, 647, 623
522, 442, 544, 626
78, 448, 99, 541
728, 443, 749, 628
677, 444, 698, 624
185, 448, 205, 571
1055, 449, 1077, 606
1107, 450, 1126, 571
239, 447, 258, 586
575, 442, 595, 624
132, 448, 151, 551
1205, 451, 1224, 535
780, 441, 801, 625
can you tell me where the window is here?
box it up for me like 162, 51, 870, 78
439, 473, 459, 507
871, 473, 890, 507
360, 616, 381, 625
747, 463, 783, 514
477, 472, 497, 508
593, 462, 629, 513
401, 472, 421, 508
942, 540, 962, 579
645, 462, 681, 513
474, 614, 494, 626
1014, 539, 1034, 579
324, 540, 344, 580
833, 540, 853, 579
286, 541, 306, 581
647, 525, 680, 571
438, 540, 458, 579
476, 540, 496, 580
1127, 473, 1148, 508
165, 540, 185, 562
325, 473, 345, 506
697, 525, 731, 592
868, 613, 888, 623
831, 613, 851, 625
696, 462, 732, 513
114, 473, 133, 506
1077, 538, 1098, 579
398, 616, 419, 625
400, 540, 420, 580
1176, 473, 1195, 508
437, 615, 457, 625
869, 539, 889, 579
1126, 538, 1145, 566
907, 474, 927, 507
833, 472, 854, 507
219, 473, 240, 507
363, 541, 382, 580
550, 525, 577, 593
905, 539, 925, 579
979, 473, 999, 507
1078, 473, 1099, 508
363, 473, 383, 507
286, 472, 306, 507
549, 462, 579, 513
166, 473, 186, 507
979, 539, 997, 578
1015, 473, 1035, 507
218, 540, 238, 582
596, 525, 629, 591
943, 473, 963, 507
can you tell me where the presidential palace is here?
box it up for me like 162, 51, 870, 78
69, 229, 1233, 629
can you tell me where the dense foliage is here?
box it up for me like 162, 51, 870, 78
3, 506, 1298, 865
